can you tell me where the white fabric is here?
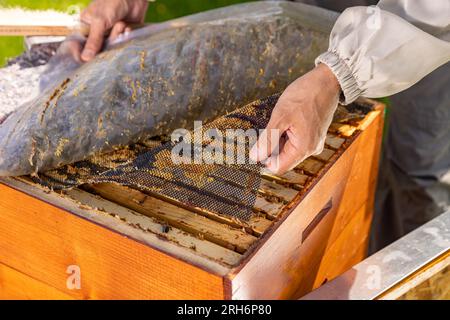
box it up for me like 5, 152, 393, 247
315, 0, 450, 104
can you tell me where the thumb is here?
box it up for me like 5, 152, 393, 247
81, 19, 107, 61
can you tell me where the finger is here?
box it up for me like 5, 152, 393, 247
249, 127, 281, 164
80, 9, 93, 25
64, 39, 83, 63
81, 19, 107, 61
108, 21, 127, 42
249, 117, 287, 163
119, 26, 132, 41
57, 34, 84, 62
266, 133, 305, 175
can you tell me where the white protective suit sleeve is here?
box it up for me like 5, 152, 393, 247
315, 0, 450, 105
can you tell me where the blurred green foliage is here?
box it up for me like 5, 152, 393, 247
0, 0, 90, 11
145, 0, 253, 22
0, 0, 252, 66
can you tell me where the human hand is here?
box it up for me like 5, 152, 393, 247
250, 64, 341, 174
80, 0, 149, 61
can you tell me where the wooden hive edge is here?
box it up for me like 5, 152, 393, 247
377, 251, 450, 300
0, 262, 74, 300
0, 98, 384, 299
224, 98, 385, 294
82, 183, 258, 254
0, 176, 232, 277
225, 131, 359, 275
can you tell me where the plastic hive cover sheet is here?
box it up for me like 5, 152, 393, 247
0, 1, 337, 177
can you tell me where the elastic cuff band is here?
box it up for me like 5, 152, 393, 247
315, 51, 363, 105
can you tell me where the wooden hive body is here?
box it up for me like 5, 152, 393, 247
0, 99, 384, 299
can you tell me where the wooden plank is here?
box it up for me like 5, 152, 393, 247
0, 25, 71, 36
85, 183, 258, 254
325, 134, 345, 150
230, 135, 357, 299
314, 148, 335, 162
396, 265, 450, 300
262, 171, 309, 187
296, 158, 325, 175
325, 108, 384, 245
253, 197, 285, 219
246, 216, 273, 237
258, 179, 298, 203
357, 110, 382, 131
0, 263, 74, 300
379, 253, 450, 300
0, 182, 226, 299
65, 188, 242, 266
312, 203, 372, 288
9, 176, 231, 276
0, 21, 146, 37
329, 123, 357, 137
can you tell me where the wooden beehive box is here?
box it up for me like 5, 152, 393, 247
0, 99, 384, 300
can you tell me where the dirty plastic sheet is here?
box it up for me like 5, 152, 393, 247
0, 1, 337, 176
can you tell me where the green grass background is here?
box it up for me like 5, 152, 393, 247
0, 0, 252, 66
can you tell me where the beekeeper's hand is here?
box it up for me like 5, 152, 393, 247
250, 64, 341, 174
80, 0, 149, 61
